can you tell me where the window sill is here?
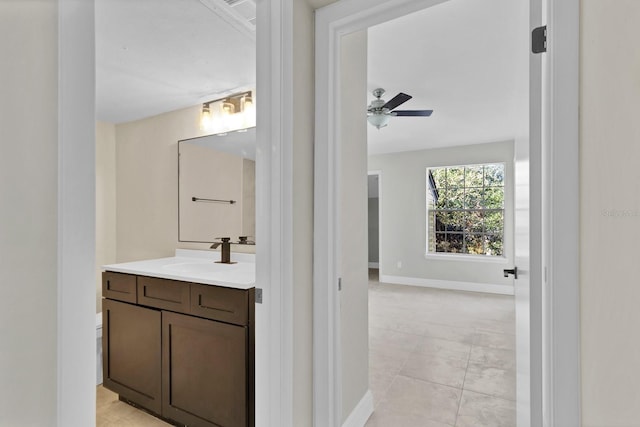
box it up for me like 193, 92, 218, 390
424, 253, 509, 264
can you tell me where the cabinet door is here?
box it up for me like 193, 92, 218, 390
103, 299, 162, 414
162, 311, 248, 427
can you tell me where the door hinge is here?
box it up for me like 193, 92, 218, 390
532, 25, 547, 54
255, 288, 263, 304
338, 277, 342, 291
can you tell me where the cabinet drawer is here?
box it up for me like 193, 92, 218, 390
137, 276, 190, 313
190, 283, 249, 326
102, 272, 137, 303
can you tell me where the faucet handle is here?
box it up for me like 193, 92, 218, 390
237, 236, 255, 245
215, 237, 231, 243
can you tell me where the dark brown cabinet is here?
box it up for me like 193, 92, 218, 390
102, 298, 162, 413
162, 311, 248, 427
102, 272, 254, 427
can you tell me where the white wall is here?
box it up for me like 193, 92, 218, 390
339, 30, 370, 423
0, 3, 59, 424
580, 1, 640, 424
368, 141, 514, 289
96, 121, 117, 313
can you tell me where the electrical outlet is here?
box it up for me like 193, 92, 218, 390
397, 261, 402, 269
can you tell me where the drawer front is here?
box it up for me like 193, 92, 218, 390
190, 283, 249, 326
102, 272, 137, 303
137, 276, 190, 313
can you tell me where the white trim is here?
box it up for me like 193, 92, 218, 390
57, 1, 96, 425
546, 0, 581, 424
424, 253, 510, 264
314, 1, 581, 427
255, 0, 294, 425
380, 275, 515, 296
341, 390, 374, 427
368, 262, 379, 269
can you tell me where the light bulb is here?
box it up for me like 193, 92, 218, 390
367, 113, 390, 129
242, 96, 256, 128
200, 104, 212, 131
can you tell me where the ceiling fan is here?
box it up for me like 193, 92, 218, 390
367, 88, 433, 129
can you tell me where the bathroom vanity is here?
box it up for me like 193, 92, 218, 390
102, 251, 255, 427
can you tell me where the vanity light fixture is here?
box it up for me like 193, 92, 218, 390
199, 91, 255, 133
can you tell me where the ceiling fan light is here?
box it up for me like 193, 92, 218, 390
367, 113, 390, 129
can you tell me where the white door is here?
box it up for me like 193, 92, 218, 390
513, 1, 544, 426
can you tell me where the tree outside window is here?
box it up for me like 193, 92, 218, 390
427, 163, 505, 256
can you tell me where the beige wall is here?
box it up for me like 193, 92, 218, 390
580, 1, 640, 425
339, 30, 370, 422
368, 141, 515, 287
96, 121, 117, 313
178, 142, 244, 241
0, 1, 59, 423
115, 105, 213, 262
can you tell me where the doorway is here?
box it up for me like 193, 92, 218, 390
363, 4, 520, 422
367, 172, 381, 270
313, 0, 580, 427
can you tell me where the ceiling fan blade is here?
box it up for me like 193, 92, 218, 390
393, 110, 433, 117
382, 92, 412, 111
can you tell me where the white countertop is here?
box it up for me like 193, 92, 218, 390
103, 249, 255, 290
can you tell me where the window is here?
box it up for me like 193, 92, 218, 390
427, 163, 505, 257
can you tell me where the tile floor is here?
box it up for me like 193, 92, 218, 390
365, 269, 516, 427
97, 386, 171, 427
97, 269, 516, 426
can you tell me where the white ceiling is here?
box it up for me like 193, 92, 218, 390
367, 0, 525, 155
96, 0, 256, 123
96, 0, 524, 155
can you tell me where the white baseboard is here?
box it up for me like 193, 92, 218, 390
368, 262, 379, 269
342, 390, 374, 427
379, 274, 514, 295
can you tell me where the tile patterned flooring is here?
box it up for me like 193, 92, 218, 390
365, 269, 516, 427
96, 386, 171, 427
96, 269, 516, 426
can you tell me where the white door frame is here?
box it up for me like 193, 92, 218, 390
313, 1, 580, 427
254, 0, 295, 426
57, 1, 97, 425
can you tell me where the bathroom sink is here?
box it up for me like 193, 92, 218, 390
162, 261, 240, 274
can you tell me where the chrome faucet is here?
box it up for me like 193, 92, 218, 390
210, 236, 255, 264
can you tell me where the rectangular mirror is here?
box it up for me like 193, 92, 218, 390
178, 128, 255, 243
